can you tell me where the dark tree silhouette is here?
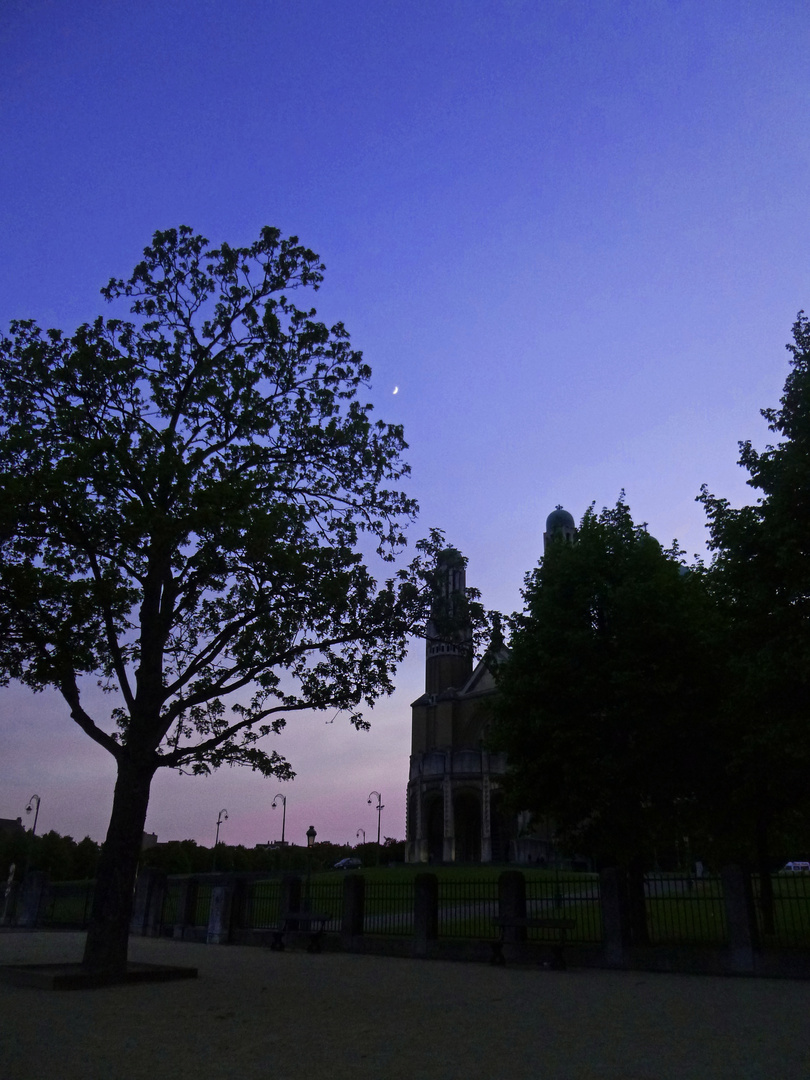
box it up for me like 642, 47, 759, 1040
700, 312, 810, 926
491, 498, 721, 868
0, 226, 475, 975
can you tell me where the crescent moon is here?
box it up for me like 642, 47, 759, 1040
393, 386, 399, 394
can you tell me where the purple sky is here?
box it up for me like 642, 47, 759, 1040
2, 1, 809, 849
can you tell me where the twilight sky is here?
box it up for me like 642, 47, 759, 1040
2, 0, 809, 849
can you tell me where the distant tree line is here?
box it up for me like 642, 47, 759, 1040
0, 828, 101, 882
140, 834, 405, 875
0, 828, 405, 880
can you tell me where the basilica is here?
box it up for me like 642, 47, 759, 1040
404, 507, 576, 864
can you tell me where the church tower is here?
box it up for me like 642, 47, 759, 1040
424, 548, 473, 695
406, 549, 507, 864
404, 507, 576, 865
543, 505, 576, 550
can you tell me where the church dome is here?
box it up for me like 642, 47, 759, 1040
545, 506, 575, 534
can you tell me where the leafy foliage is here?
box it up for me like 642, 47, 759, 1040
0, 828, 100, 882
490, 498, 722, 864
699, 312, 810, 860
0, 225, 489, 972
0, 225, 456, 779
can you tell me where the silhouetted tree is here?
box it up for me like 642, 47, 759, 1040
0, 226, 480, 975
700, 312, 810, 926
491, 498, 722, 869
74, 836, 101, 880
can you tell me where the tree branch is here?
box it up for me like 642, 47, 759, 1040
58, 667, 122, 761
159, 700, 312, 769
84, 548, 136, 713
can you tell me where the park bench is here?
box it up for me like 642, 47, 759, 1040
268, 911, 331, 953
491, 915, 577, 969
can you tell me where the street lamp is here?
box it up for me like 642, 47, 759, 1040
368, 791, 384, 864
356, 828, 365, 846
25, 794, 41, 836
24, 794, 41, 876
272, 793, 287, 845
212, 808, 228, 871
304, 826, 317, 910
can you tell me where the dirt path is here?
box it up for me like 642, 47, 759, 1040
1, 931, 809, 1080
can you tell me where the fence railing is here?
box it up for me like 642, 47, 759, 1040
526, 874, 603, 944
752, 872, 810, 948
40, 880, 95, 929
248, 879, 283, 929
194, 882, 213, 928
364, 878, 414, 936
14, 867, 810, 956
160, 880, 182, 929
302, 879, 344, 931
645, 874, 727, 946
438, 878, 499, 939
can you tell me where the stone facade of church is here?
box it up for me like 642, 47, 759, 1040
404, 509, 575, 864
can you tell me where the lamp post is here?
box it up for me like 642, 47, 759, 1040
24, 794, 41, 876
272, 793, 287, 845
356, 828, 365, 847
212, 808, 228, 871
305, 825, 317, 910
368, 791, 384, 865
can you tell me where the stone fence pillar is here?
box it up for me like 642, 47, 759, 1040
207, 882, 235, 944
2, 881, 19, 926
280, 874, 302, 916
721, 864, 759, 973
173, 876, 199, 940
131, 867, 166, 937
16, 871, 47, 928
413, 872, 438, 957
498, 871, 527, 948
600, 866, 630, 968
230, 876, 250, 935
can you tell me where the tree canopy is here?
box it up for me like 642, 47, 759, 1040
0, 225, 475, 973
490, 498, 722, 866
492, 314, 810, 877
698, 312, 810, 868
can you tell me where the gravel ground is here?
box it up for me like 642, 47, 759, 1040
1, 931, 809, 1080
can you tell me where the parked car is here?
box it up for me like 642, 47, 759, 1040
780, 861, 810, 874
333, 857, 363, 870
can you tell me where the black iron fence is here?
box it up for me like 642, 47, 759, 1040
40, 880, 95, 928
301, 878, 344, 931
364, 877, 414, 936
160, 879, 182, 929
752, 871, 810, 947
526, 874, 603, 944
13, 868, 810, 954
645, 874, 727, 946
438, 878, 499, 940
247, 879, 283, 929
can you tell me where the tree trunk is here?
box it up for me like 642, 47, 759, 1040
82, 756, 155, 975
